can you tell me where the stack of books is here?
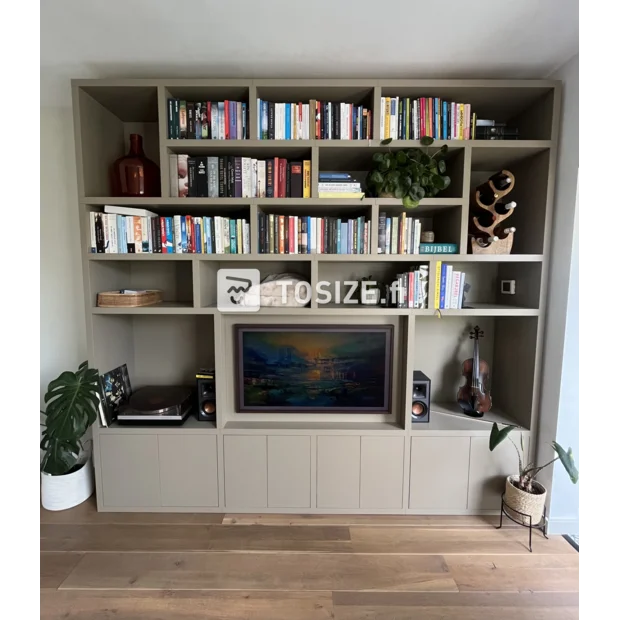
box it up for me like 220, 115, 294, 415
380, 97, 474, 140
393, 266, 429, 309
170, 154, 310, 198
258, 214, 369, 254
90, 206, 250, 254
378, 213, 421, 254
318, 171, 364, 199
167, 99, 247, 139
257, 100, 372, 140
434, 261, 467, 309
475, 119, 519, 140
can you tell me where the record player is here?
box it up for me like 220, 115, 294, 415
117, 386, 193, 423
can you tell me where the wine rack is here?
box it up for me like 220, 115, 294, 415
470, 169, 516, 255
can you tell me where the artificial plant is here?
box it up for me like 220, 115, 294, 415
40, 361, 101, 475
365, 136, 451, 207
489, 423, 579, 494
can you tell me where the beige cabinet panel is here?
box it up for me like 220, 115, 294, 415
360, 436, 404, 509
468, 433, 528, 510
159, 435, 219, 507
317, 436, 361, 509
409, 436, 471, 510
224, 435, 267, 508
99, 435, 161, 507
267, 436, 311, 508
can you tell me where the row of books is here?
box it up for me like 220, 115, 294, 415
167, 99, 247, 140
171, 154, 311, 198
380, 97, 475, 140
90, 206, 250, 254
378, 213, 422, 254
257, 100, 372, 140
434, 262, 467, 309
258, 214, 369, 254
394, 266, 429, 309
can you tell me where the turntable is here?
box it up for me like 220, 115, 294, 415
117, 386, 193, 423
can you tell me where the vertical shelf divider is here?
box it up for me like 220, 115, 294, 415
372, 86, 382, 142
311, 146, 319, 197
248, 83, 258, 141
249, 203, 259, 255
370, 200, 379, 255
157, 85, 171, 199
460, 145, 473, 254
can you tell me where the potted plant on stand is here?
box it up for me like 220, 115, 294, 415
40, 361, 101, 511
489, 423, 579, 526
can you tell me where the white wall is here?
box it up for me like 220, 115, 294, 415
537, 54, 579, 534
40, 97, 87, 408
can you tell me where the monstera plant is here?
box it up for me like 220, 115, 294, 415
40, 361, 100, 476
365, 136, 451, 207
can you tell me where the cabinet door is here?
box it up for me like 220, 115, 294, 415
317, 436, 360, 509
224, 435, 267, 508
159, 435, 219, 507
409, 436, 470, 510
268, 436, 311, 508
99, 434, 160, 507
468, 433, 529, 510
360, 436, 404, 509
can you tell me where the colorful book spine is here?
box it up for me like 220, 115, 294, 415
439, 263, 448, 309
434, 261, 442, 309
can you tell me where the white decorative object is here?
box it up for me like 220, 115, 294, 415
41, 457, 94, 511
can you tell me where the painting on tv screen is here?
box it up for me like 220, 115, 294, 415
235, 325, 393, 413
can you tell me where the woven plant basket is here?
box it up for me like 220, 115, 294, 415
97, 290, 162, 308
504, 475, 547, 526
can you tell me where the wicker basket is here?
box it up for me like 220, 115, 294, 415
97, 290, 163, 308
504, 475, 547, 526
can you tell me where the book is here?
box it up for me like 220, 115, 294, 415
434, 261, 442, 309
303, 160, 311, 197
103, 205, 157, 218
290, 162, 303, 198
419, 243, 458, 254
444, 265, 453, 310
439, 263, 447, 309
100, 364, 132, 427
450, 271, 462, 309
177, 154, 188, 197
318, 192, 363, 198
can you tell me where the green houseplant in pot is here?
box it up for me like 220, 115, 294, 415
365, 137, 451, 207
40, 361, 101, 511
489, 423, 579, 525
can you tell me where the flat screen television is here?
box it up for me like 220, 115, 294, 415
235, 325, 393, 413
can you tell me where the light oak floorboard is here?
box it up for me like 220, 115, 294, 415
59, 552, 456, 592
41, 524, 351, 553
40, 499, 224, 525
40, 552, 84, 589
445, 554, 579, 592
41, 590, 334, 620
332, 592, 579, 620
350, 527, 574, 555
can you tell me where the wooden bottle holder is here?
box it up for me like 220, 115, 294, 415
470, 169, 516, 255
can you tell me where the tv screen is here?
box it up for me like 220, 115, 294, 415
235, 325, 393, 413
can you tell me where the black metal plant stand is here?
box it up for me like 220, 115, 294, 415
496, 492, 548, 552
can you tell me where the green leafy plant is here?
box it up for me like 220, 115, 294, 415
489, 423, 579, 494
365, 136, 451, 207
40, 361, 101, 476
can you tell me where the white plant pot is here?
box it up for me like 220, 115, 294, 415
41, 457, 94, 511
504, 475, 547, 526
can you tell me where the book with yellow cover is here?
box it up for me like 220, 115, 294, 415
303, 160, 311, 197
384, 97, 391, 139
434, 261, 442, 309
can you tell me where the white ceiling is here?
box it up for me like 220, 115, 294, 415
41, 0, 578, 106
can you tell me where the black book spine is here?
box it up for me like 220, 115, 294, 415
321, 102, 326, 139
187, 157, 197, 197
362, 109, 367, 140
266, 159, 274, 198
196, 157, 208, 197
398, 100, 403, 140
218, 157, 225, 197
173, 99, 180, 139
95, 213, 105, 253
226, 156, 234, 197
187, 102, 195, 138
167, 98, 174, 139
323, 217, 328, 253
268, 102, 275, 139
334, 103, 340, 139
284, 215, 289, 254
234, 156, 242, 198
286, 163, 291, 198
258, 212, 265, 253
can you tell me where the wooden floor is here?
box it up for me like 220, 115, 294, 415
41, 499, 579, 619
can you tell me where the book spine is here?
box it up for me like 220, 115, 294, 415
94, 214, 105, 253
164, 217, 173, 253
194, 217, 202, 254
133, 216, 142, 253
207, 157, 218, 197
179, 100, 187, 138
450, 271, 461, 309
465, 104, 471, 140
177, 154, 188, 197
243, 219, 250, 254
141, 216, 149, 252
303, 160, 311, 198
384, 218, 391, 255
278, 216, 285, 254
378, 212, 386, 254
445, 265, 453, 309
439, 263, 447, 309
257, 160, 266, 197
202, 102, 209, 138
266, 159, 274, 198
159, 218, 167, 253
241, 157, 252, 198
180, 216, 188, 253
224, 218, 231, 253
172, 99, 180, 139
458, 273, 466, 309
173, 216, 182, 253
187, 157, 198, 197
187, 102, 195, 138
167, 98, 174, 139
442, 100, 448, 140
434, 261, 442, 309
211, 102, 218, 139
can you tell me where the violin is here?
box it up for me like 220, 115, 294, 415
457, 326, 492, 418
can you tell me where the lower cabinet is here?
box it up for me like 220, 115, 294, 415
360, 436, 405, 509
224, 435, 268, 508
409, 436, 470, 511
317, 436, 361, 509
267, 436, 311, 509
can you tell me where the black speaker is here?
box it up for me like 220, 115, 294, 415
196, 369, 216, 422
412, 371, 431, 423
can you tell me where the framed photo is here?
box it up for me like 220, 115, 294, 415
235, 325, 393, 413
99, 363, 132, 425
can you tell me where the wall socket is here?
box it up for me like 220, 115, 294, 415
501, 280, 516, 295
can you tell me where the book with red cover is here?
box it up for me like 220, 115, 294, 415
278, 216, 285, 254
224, 100, 230, 139
289, 216, 296, 253
278, 159, 287, 198
274, 157, 280, 198
160, 218, 168, 253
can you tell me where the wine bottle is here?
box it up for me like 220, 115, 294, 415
477, 185, 498, 206
488, 172, 513, 191
494, 200, 517, 215
473, 208, 496, 228
495, 226, 516, 240
475, 235, 499, 247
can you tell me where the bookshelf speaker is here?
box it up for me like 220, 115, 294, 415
412, 371, 431, 423
196, 369, 216, 422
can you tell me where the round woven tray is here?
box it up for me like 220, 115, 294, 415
97, 290, 163, 308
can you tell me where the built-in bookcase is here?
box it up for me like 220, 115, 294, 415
73, 79, 559, 513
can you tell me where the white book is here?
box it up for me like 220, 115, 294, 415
391, 97, 398, 140
451, 102, 457, 139
169, 154, 179, 197
211, 105, 219, 140
296, 104, 302, 139
89, 212, 97, 252
280, 103, 285, 139
218, 105, 225, 140
257, 160, 266, 197
214, 216, 222, 254
458, 273, 466, 309
275, 104, 280, 139
104, 204, 157, 218
450, 271, 462, 309
444, 265, 453, 309
293, 216, 299, 253
107, 214, 118, 253
310, 217, 317, 253
224, 218, 230, 253
414, 220, 421, 254
413, 100, 419, 140
404, 218, 410, 254
241, 157, 252, 198
384, 218, 391, 254
141, 216, 149, 252
174, 216, 182, 254
251, 159, 258, 198
391, 217, 398, 254
301, 104, 307, 139
419, 264, 429, 308
380, 98, 385, 141
126, 216, 134, 252
243, 220, 250, 254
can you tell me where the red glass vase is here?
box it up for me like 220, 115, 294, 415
111, 134, 160, 197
